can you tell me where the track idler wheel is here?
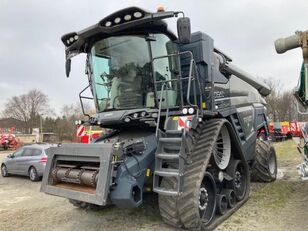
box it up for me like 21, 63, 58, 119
216, 194, 228, 215
199, 172, 217, 225
226, 159, 249, 201
221, 189, 236, 208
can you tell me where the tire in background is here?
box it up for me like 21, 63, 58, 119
1, 164, 9, 177
251, 140, 277, 182
29, 167, 41, 182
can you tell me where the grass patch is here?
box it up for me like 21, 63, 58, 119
273, 140, 301, 166
251, 181, 296, 210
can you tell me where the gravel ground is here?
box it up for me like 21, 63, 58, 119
1, 140, 308, 231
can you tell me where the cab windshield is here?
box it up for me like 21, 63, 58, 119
90, 34, 178, 112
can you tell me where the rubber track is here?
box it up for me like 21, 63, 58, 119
177, 119, 225, 230
158, 119, 250, 230
251, 140, 277, 182
158, 177, 182, 227
158, 119, 218, 229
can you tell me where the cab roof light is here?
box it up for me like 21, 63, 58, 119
100, 9, 145, 28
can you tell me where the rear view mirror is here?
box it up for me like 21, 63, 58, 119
7, 154, 13, 158
177, 17, 191, 44
66, 58, 71, 77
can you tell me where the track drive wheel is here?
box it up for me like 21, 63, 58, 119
251, 140, 277, 182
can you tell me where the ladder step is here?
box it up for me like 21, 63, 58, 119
163, 145, 181, 152
153, 187, 179, 196
155, 170, 180, 177
156, 153, 180, 159
159, 137, 182, 143
165, 130, 183, 135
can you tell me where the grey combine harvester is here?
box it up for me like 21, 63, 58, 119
41, 7, 277, 230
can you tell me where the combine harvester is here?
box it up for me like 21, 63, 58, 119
275, 30, 308, 180
41, 7, 277, 230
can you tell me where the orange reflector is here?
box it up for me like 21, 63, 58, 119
157, 5, 165, 12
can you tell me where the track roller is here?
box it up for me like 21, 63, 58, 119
216, 194, 228, 215
221, 189, 236, 208
199, 172, 217, 225
226, 159, 249, 201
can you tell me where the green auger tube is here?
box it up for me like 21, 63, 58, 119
296, 63, 307, 105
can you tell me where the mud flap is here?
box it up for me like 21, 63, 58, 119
40, 143, 113, 206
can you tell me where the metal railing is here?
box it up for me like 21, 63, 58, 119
152, 51, 203, 111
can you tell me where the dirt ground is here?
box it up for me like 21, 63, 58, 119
0, 140, 308, 231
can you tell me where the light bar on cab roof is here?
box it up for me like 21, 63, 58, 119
101, 10, 144, 28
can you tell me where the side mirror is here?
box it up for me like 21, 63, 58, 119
177, 17, 191, 44
66, 58, 71, 77
8, 154, 14, 158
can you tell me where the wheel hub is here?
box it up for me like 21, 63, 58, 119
234, 171, 242, 188
268, 150, 276, 175
30, 169, 35, 180
199, 187, 209, 210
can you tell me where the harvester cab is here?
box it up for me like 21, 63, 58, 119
41, 6, 277, 230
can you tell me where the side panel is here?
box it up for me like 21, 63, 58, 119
235, 106, 256, 161
228, 103, 268, 162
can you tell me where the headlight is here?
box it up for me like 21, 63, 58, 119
182, 108, 188, 115
188, 107, 195, 114
124, 15, 132, 21
105, 21, 112, 27
134, 12, 142, 18
114, 17, 121, 24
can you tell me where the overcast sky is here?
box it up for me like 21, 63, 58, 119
0, 0, 307, 115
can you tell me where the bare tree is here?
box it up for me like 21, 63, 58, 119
263, 78, 281, 121
2, 89, 50, 133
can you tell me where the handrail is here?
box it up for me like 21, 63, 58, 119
156, 82, 167, 137
152, 50, 200, 110
152, 50, 205, 132
79, 84, 93, 118
186, 58, 197, 107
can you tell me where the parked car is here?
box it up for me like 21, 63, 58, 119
1, 144, 53, 181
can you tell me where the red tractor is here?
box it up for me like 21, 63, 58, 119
0, 127, 21, 150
